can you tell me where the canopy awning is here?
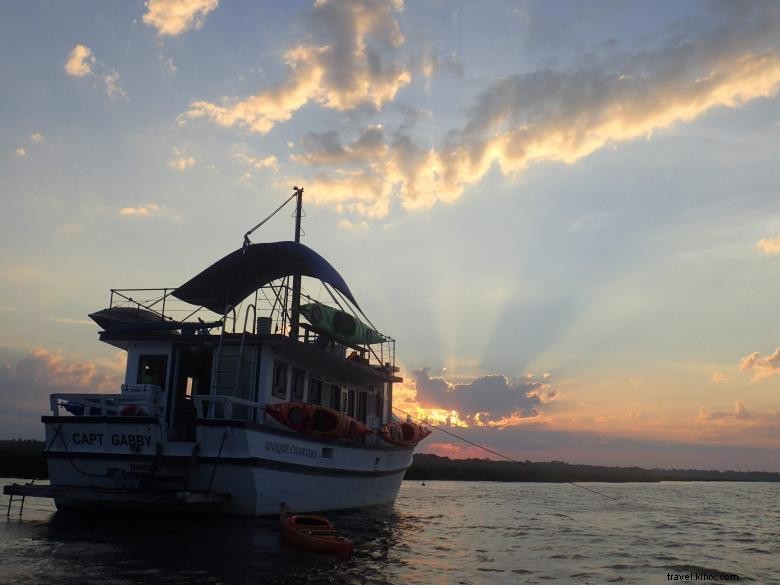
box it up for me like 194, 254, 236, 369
172, 241, 359, 314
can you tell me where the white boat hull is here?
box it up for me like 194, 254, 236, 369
43, 417, 414, 515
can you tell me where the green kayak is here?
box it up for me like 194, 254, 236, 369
299, 302, 387, 345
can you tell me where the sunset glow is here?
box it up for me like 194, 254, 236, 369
2, 0, 780, 471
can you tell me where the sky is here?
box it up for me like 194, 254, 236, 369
1, 0, 780, 471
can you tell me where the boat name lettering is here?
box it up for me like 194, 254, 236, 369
72, 432, 104, 446
265, 441, 317, 459
111, 433, 152, 448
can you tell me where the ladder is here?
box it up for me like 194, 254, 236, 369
209, 305, 257, 418
5, 478, 35, 518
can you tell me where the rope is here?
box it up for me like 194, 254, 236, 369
393, 406, 620, 502
243, 191, 298, 247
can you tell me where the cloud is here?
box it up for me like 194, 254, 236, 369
169, 147, 196, 171
65, 44, 95, 77
65, 45, 128, 100
119, 203, 161, 216
337, 218, 369, 231
292, 5, 780, 217
182, 0, 410, 134
293, 126, 388, 165
698, 401, 779, 423
14, 147, 26, 157
102, 69, 128, 101
711, 370, 730, 384
418, 51, 464, 79
0, 346, 125, 437
757, 235, 780, 254
415, 422, 780, 471
232, 151, 278, 171
413, 369, 556, 426
740, 347, 780, 381
143, 0, 219, 36
158, 54, 177, 73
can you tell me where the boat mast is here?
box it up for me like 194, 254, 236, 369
290, 186, 304, 339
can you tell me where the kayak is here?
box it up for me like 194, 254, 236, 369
299, 302, 387, 346
379, 421, 432, 446
266, 402, 372, 439
280, 510, 353, 560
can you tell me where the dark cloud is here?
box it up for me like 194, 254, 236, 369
413, 369, 556, 425
295, 126, 387, 166
418, 423, 780, 472
0, 347, 123, 438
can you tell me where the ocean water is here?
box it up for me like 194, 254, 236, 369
1, 478, 778, 584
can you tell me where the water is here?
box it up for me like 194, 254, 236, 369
1, 479, 778, 584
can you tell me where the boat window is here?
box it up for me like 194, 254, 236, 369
347, 390, 356, 417
308, 378, 323, 405
137, 355, 167, 388
357, 391, 368, 423
375, 385, 384, 422
272, 360, 288, 399
330, 384, 341, 409
340, 388, 348, 412
291, 367, 305, 401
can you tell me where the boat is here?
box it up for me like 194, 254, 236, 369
280, 507, 353, 560
4, 187, 430, 516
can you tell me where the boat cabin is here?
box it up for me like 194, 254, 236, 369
56, 240, 400, 446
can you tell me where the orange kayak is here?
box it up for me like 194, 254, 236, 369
280, 511, 353, 560
266, 402, 371, 439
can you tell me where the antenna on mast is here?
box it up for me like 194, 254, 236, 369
290, 186, 304, 339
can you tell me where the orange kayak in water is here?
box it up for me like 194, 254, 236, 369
280, 509, 353, 560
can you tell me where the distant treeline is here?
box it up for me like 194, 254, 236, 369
0, 440, 47, 479
2, 441, 778, 482
405, 454, 780, 482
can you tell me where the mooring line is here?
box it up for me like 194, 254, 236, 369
393, 406, 621, 502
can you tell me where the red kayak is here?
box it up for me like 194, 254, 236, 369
379, 421, 432, 446
280, 509, 353, 560
266, 402, 372, 439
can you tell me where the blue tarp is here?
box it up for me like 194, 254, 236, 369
172, 241, 359, 314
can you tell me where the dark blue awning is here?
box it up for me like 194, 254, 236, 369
172, 241, 359, 314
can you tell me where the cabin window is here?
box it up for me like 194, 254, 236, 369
375, 385, 384, 422
308, 378, 323, 405
357, 391, 368, 423
347, 389, 356, 417
330, 384, 341, 410
138, 355, 167, 388
340, 389, 348, 412
272, 360, 288, 399
291, 368, 305, 401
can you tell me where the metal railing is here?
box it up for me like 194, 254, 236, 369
50, 390, 163, 417
194, 395, 266, 422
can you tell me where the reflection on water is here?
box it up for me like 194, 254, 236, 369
2, 479, 779, 584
